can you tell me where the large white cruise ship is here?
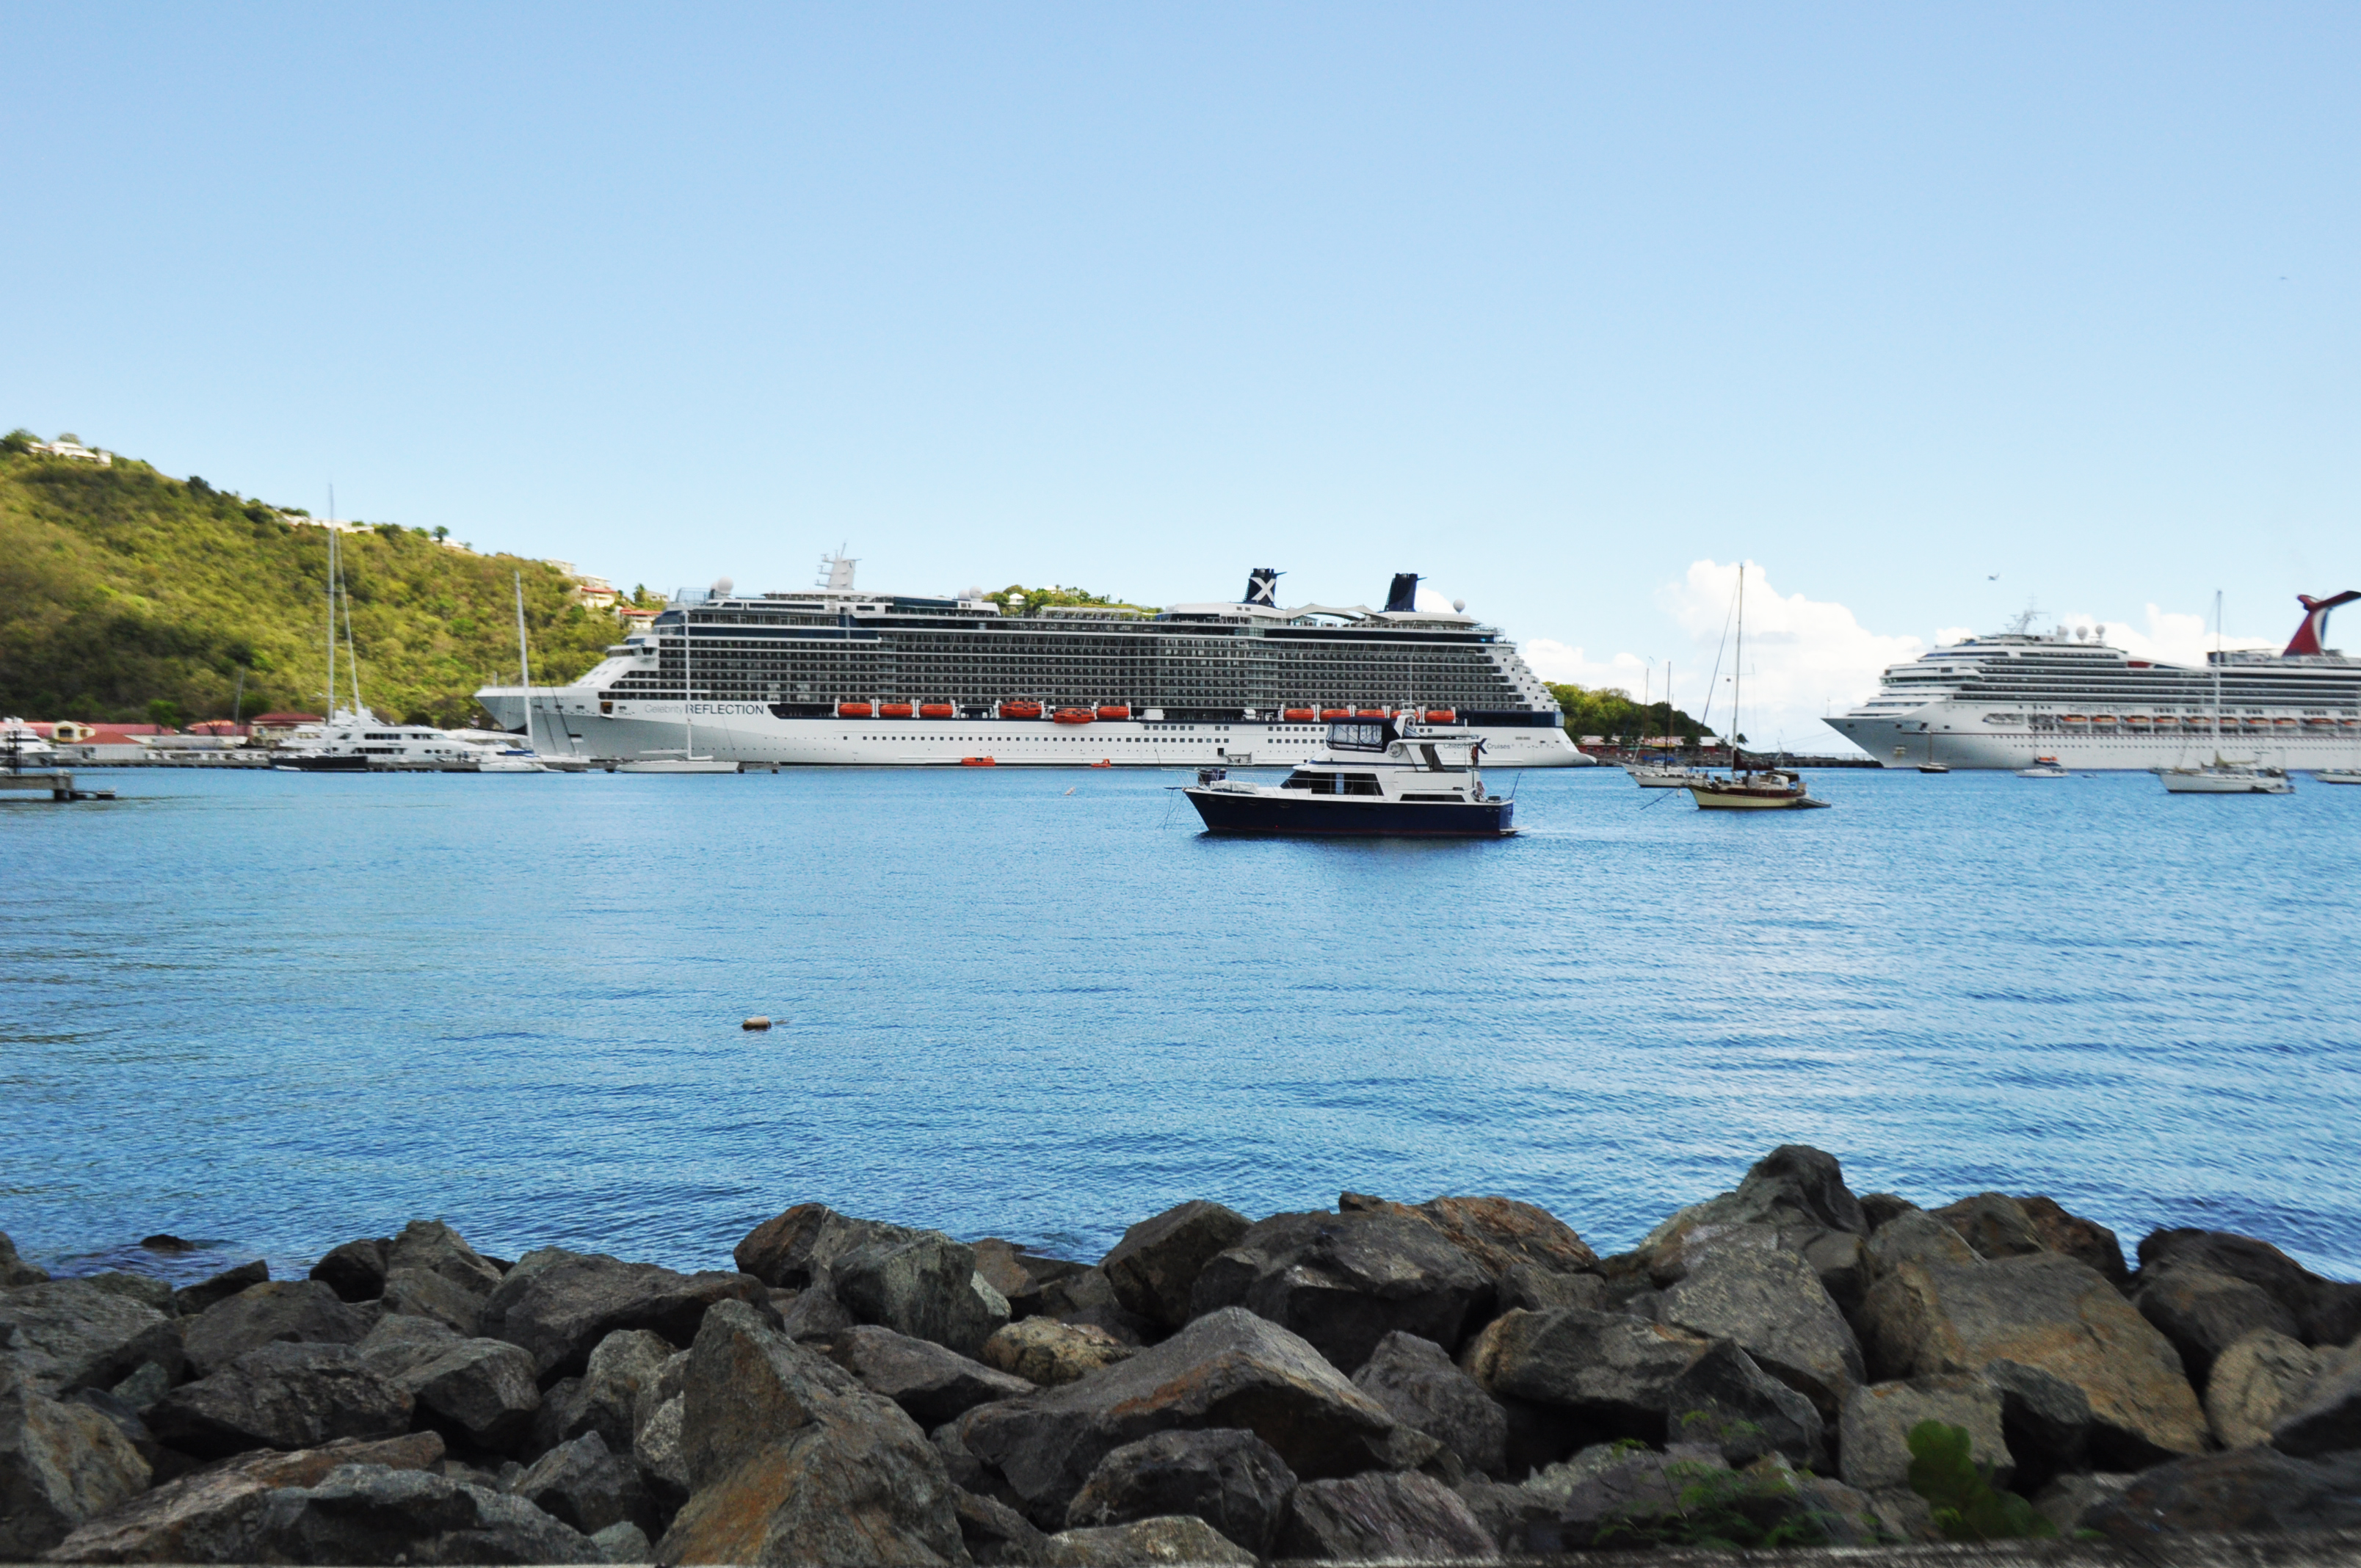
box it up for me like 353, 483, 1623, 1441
477, 561, 1588, 769
1825, 591, 2361, 770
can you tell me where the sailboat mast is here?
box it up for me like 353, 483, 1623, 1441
2213, 590, 2224, 749
324, 491, 337, 717
1733, 564, 1746, 771
514, 572, 535, 753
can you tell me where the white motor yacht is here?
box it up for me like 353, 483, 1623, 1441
276, 709, 546, 772
2158, 758, 2294, 796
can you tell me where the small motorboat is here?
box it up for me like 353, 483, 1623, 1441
2158, 758, 2293, 796
2318, 769, 2361, 786
1625, 763, 1706, 788
2017, 756, 2071, 778
1917, 763, 1951, 774
1181, 717, 1513, 836
617, 749, 739, 774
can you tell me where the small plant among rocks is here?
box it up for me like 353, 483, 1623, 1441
1907, 1420, 2056, 1541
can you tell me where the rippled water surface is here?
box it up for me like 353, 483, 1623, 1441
4, 764, 2358, 1280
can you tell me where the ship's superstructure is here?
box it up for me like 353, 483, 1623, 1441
478, 563, 1586, 768
1825, 592, 2361, 770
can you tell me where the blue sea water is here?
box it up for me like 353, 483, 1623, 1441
4, 763, 2358, 1285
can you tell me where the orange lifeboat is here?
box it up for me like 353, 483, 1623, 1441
2303, 716, 2333, 727
1001, 700, 1044, 719
918, 703, 957, 719
1090, 759, 1112, 768
1424, 708, 1456, 723
1053, 708, 1095, 725
838, 701, 874, 718
1354, 708, 1387, 719
880, 702, 915, 719
1319, 708, 1349, 719
2272, 717, 2299, 728
1095, 704, 1131, 720
1283, 707, 1316, 722
960, 755, 996, 766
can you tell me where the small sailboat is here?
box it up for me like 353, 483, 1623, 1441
2159, 595, 2292, 796
1686, 565, 1829, 810
620, 579, 738, 773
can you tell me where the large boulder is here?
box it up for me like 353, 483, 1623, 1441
2016, 1196, 2128, 1285
1837, 1374, 2012, 1495
2207, 1329, 2327, 1449
1497, 1265, 1608, 1315
1865, 1211, 1976, 1280
172, 1261, 269, 1318
356, 1318, 542, 1449
529, 1327, 669, 1454
973, 1241, 1089, 1323
1036, 1268, 1156, 1347
1658, 1244, 1861, 1418
507, 1430, 660, 1537
39, 1431, 443, 1563
2269, 1341, 2361, 1458
1857, 1250, 2208, 1462
656, 1299, 964, 1566
2136, 1264, 2303, 1389
387, 1220, 506, 1297
0, 1282, 179, 1397
1517, 1445, 1878, 1552
308, 1238, 391, 1303
0, 1383, 150, 1558
956, 1488, 1050, 1566
958, 1307, 1400, 1528
731, 1203, 916, 1290
1929, 1193, 2048, 1260
1661, 1340, 1827, 1470
1340, 1193, 1599, 1280
181, 1280, 376, 1377
476, 1248, 766, 1380
1350, 1331, 1507, 1478
2084, 1446, 2361, 1540
1041, 1514, 1255, 1566
1457, 1306, 1711, 1441
244, 1462, 598, 1564
1982, 1357, 2095, 1483
830, 1324, 1035, 1428
1099, 1202, 1252, 1331
147, 1343, 413, 1459
1187, 1211, 1494, 1371
0, 1233, 48, 1288
1638, 1145, 1868, 1260
1064, 1429, 1295, 1555
831, 1233, 1011, 1359
1276, 1470, 1499, 1561
982, 1318, 1132, 1387
2137, 1227, 2361, 1347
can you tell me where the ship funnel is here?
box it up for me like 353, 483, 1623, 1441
1242, 567, 1283, 606
2285, 590, 2360, 656
1384, 573, 1421, 613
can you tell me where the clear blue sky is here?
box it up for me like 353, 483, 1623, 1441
6, 4, 2355, 738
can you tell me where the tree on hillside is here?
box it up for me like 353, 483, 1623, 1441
1546, 680, 1712, 748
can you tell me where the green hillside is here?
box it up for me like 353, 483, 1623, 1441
0, 434, 625, 726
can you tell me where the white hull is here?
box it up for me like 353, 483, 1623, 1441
1827, 709, 2357, 772
2159, 770, 2294, 795
476, 692, 1592, 769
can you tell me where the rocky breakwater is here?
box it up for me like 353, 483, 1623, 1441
3, 1150, 2360, 1564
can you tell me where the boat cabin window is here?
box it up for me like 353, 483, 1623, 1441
1282, 769, 1382, 795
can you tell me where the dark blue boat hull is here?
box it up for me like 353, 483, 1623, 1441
1183, 788, 1514, 837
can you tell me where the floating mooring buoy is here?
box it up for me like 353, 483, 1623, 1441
742, 1016, 773, 1031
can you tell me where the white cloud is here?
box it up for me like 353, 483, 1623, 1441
2052, 605, 2277, 668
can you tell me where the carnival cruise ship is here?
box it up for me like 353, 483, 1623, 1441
1825, 591, 2361, 770
476, 561, 1587, 769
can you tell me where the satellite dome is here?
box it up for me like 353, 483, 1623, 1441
711, 576, 734, 597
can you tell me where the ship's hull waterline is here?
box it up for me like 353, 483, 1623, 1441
1827, 711, 2360, 773
477, 694, 1589, 769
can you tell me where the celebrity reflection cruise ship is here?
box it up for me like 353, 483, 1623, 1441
476, 560, 1586, 769
1825, 592, 2361, 770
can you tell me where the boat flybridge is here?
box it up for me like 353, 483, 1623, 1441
1181, 716, 1515, 836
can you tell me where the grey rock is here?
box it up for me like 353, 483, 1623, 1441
182, 1280, 375, 1378
1338, 1192, 1601, 1280
1187, 1210, 1495, 1371
1800, 1230, 1871, 1315
1838, 1373, 2012, 1495
2208, 1327, 2326, 1448
973, 1240, 1089, 1323
1856, 1250, 2208, 1462
731, 1202, 918, 1290
656, 1298, 965, 1566
403, 1337, 543, 1449
1457, 1306, 1711, 1440
171, 1260, 269, 1318
1983, 1357, 2094, 1481
0, 1382, 151, 1557
1659, 1243, 1863, 1418
833, 1231, 1011, 1359
104, 1362, 170, 1414
775, 1283, 855, 1343
352, 1312, 466, 1379
2139, 1263, 2304, 1390
1637, 1145, 1870, 1265
381, 1265, 491, 1337
1276, 1470, 1500, 1561
532, 1327, 670, 1454
628, 1392, 687, 1509
1662, 1339, 1827, 1470
148, 1342, 412, 1459
1511, 1445, 1741, 1552
957, 1487, 1051, 1566
1063, 1428, 1295, 1555
76, 1276, 176, 1316
590, 1519, 652, 1563
1496, 1263, 1606, 1315
508, 1430, 660, 1537
830, 1323, 1035, 1428
1866, 1209, 1977, 1280
1352, 1330, 1508, 1478
2271, 1340, 2361, 1458
247, 1461, 599, 1564
309, 1238, 392, 1304
65, 1387, 160, 1471
982, 1318, 1132, 1387
1041, 1514, 1255, 1566
2017, 1195, 2130, 1286
0, 1281, 179, 1396
387, 1219, 507, 1299
628, 1349, 688, 1442
2085, 1445, 2361, 1539
2032, 1470, 2137, 1533
959, 1306, 1399, 1528
1098, 1202, 1252, 1332
2139, 1227, 2361, 1348
1857, 1193, 1919, 1231
1039, 1268, 1154, 1346
1451, 1477, 1552, 1550
0, 1233, 49, 1288
1930, 1191, 2049, 1260
477, 1247, 766, 1380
